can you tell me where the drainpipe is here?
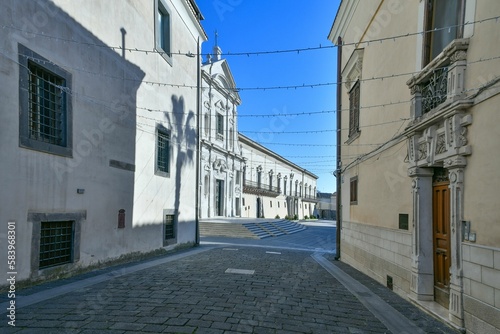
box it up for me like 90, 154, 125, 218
335, 36, 342, 260
195, 37, 201, 245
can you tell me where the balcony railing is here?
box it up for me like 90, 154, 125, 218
243, 180, 280, 197
407, 39, 469, 120
421, 66, 448, 114
243, 180, 318, 202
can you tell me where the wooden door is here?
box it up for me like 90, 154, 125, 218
433, 182, 450, 309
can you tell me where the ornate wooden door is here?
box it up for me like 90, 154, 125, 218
433, 181, 451, 309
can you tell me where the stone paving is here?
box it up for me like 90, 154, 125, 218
0, 222, 461, 334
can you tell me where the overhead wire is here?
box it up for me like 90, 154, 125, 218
2, 15, 499, 57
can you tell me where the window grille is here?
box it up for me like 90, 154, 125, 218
28, 63, 66, 146
164, 214, 175, 240
157, 130, 170, 174
39, 221, 74, 269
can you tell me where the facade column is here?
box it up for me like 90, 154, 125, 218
408, 166, 434, 301
445, 157, 466, 327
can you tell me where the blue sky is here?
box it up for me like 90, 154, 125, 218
196, 0, 340, 193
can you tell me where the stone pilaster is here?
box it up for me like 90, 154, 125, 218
446, 160, 466, 327
408, 167, 434, 301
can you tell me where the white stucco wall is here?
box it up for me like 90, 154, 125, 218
0, 0, 206, 285
239, 134, 317, 220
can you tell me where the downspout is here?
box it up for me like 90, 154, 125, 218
335, 36, 342, 260
195, 36, 201, 245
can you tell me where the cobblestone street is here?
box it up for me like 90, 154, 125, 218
1, 225, 460, 333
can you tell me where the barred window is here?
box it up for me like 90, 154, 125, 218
156, 126, 170, 177
164, 214, 175, 240
29, 63, 66, 146
19, 44, 72, 157
39, 221, 74, 269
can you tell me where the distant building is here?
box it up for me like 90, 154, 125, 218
315, 192, 336, 220
329, 0, 500, 331
0, 0, 207, 285
199, 45, 245, 218
239, 134, 318, 219
199, 46, 318, 220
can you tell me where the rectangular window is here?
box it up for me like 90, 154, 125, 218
29, 63, 65, 146
156, 0, 171, 60
270, 201, 272, 208
399, 213, 409, 230
216, 113, 224, 140
164, 214, 175, 240
19, 44, 72, 157
349, 81, 360, 138
156, 126, 170, 177
424, 0, 464, 65
350, 176, 358, 205
39, 221, 74, 269
236, 171, 241, 185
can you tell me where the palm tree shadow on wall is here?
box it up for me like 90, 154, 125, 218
164, 95, 196, 223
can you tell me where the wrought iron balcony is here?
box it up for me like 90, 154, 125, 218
407, 39, 469, 120
421, 66, 448, 114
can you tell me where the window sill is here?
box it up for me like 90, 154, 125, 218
346, 131, 361, 145
20, 137, 73, 158
155, 169, 170, 178
155, 47, 172, 66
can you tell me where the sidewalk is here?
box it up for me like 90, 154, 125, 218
0, 231, 460, 333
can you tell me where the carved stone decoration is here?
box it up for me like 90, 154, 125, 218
435, 133, 446, 154
450, 50, 467, 63
256, 165, 263, 173
410, 84, 422, 96
212, 159, 227, 173
268, 169, 274, 176
204, 164, 211, 171
234, 186, 241, 196
203, 101, 211, 110
459, 127, 468, 146
417, 142, 427, 161
446, 117, 454, 147
277, 173, 282, 179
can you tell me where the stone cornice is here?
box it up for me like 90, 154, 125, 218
404, 99, 474, 135
407, 39, 469, 89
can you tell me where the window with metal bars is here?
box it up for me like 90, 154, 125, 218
164, 214, 175, 240
349, 81, 360, 138
19, 44, 72, 157
156, 126, 170, 177
28, 63, 66, 146
39, 221, 74, 269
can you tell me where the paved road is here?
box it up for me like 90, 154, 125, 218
1, 225, 460, 333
